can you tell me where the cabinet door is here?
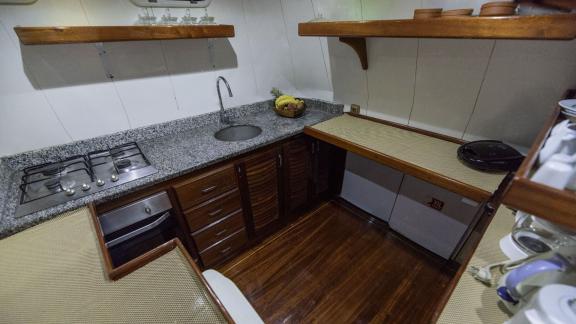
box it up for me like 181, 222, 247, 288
282, 136, 313, 215
240, 147, 282, 236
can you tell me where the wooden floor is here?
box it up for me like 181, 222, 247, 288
220, 200, 456, 324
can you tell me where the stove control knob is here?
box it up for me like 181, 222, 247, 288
81, 183, 91, 191
111, 174, 119, 182
65, 188, 76, 196
96, 179, 105, 187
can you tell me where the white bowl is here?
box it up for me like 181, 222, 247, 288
559, 99, 576, 110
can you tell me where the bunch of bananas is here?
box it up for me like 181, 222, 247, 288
271, 88, 305, 111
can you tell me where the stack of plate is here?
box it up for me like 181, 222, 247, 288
560, 99, 576, 121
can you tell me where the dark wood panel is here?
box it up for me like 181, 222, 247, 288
15, 25, 235, 45
298, 15, 576, 39
192, 210, 245, 252
282, 137, 313, 215
200, 229, 249, 268
173, 164, 238, 210
241, 147, 282, 235
221, 201, 454, 324
183, 188, 242, 233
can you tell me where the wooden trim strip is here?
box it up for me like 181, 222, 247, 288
303, 126, 492, 202
14, 25, 235, 45
298, 14, 576, 40
503, 178, 576, 229
88, 204, 235, 323
347, 112, 467, 144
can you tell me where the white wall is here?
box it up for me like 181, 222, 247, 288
1, 0, 575, 157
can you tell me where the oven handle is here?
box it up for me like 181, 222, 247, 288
106, 211, 171, 248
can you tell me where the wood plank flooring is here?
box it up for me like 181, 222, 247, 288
220, 200, 455, 324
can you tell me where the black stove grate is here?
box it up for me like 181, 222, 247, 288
18, 142, 150, 205
19, 156, 94, 204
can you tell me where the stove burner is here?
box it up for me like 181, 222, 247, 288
44, 179, 61, 191
116, 159, 132, 170
42, 166, 61, 177
110, 149, 125, 158
17, 142, 156, 218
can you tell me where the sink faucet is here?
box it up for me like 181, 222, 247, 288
217, 76, 233, 124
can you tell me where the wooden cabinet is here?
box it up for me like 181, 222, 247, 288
281, 136, 347, 219
313, 139, 346, 199
237, 147, 283, 237
173, 165, 237, 210
282, 136, 314, 215
104, 134, 346, 269
173, 163, 248, 268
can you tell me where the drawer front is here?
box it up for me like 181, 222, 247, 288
200, 229, 248, 268
174, 165, 237, 210
192, 210, 245, 252
184, 189, 242, 232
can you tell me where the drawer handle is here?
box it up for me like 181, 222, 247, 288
216, 229, 228, 237
201, 185, 218, 194
220, 247, 232, 255
208, 209, 223, 217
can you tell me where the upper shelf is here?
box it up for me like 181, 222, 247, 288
299, 14, 576, 69
14, 25, 235, 45
299, 14, 576, 40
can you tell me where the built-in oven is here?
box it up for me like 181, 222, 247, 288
98, 191, 184, 267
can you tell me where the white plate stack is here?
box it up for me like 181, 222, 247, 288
560, 99, 576, 121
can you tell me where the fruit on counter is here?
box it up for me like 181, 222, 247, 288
270, 88, 305, 111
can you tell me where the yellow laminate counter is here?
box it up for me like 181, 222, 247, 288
0, 208, 228, 324
305, 114, 505, 201
437, 206, 515, 323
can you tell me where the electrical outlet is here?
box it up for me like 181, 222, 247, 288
350, 104, 360, 114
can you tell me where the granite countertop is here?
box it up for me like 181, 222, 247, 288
0, 99, 343, 239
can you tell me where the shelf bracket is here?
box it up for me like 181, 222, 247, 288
339, 37, 368, 70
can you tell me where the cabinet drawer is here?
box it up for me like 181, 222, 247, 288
192, 210, 245, 252
200, 229, 248, 268
184, 189, 242, 232
174, 165, 237, 210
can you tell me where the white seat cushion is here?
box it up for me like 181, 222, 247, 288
202, 269, 264, 324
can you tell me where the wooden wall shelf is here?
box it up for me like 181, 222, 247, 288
14, 25, 235, 45
503, 90, 576, 230
298, 14, 576, 69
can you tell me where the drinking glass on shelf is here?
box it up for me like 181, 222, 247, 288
198, 8, 216, 24
160, 8, 178, 25
180, 8, 197, 25
136, 8, 152, 25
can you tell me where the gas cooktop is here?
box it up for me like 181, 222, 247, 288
15, 142, 157, 218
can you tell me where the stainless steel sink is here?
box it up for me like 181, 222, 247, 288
214, 125, 262, 142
